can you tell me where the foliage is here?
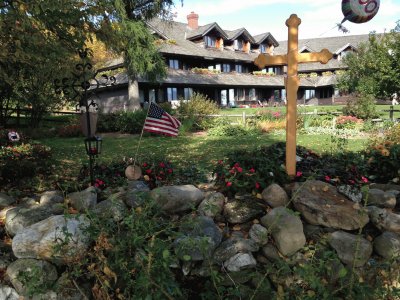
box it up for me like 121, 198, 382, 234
176, 93, 219, 131
192, 67, 221, 74
0, 143, 52, 182
258, 119, 286, 133
208, 124, 259, 137
57, 116, 83, 137
141, 160, 175, 189
335, 115, 363, 129
97, 109, 147, 133
342, 93, 379, 120
337, 30, 400, 98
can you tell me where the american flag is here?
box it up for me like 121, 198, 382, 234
143, 102, 181, 137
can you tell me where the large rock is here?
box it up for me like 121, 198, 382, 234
223, 253, 257, 272
337, 185, 362, 203
6, 259, 58, 296
224, 199, 265, 224
374, 232, 400, 259
261, 184, 289, 208
92, 196, 127, 221
368, 206, 400, 233
0, 285, 19, 300
261, 207, 306, 256
213, 238, 259, 264
366, 189, 396, 208
66, 186, 97, 212
328, 231, 372, 267
292, 180, 369, 230
174, 216, 222, 261
12, 215, 90, 264
198, 192, 225, 218
150, 185, 204, 213
125, 181, 150, 208
5, 202, 64, 237
249, 224, 269, 245
0, 193, 15, 209
39, 191, 64, 206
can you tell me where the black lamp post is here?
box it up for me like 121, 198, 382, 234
55, 48, 116, 185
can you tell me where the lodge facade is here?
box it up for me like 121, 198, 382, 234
96, 12, 371, 112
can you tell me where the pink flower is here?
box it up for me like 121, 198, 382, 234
325, 175, 331, 182
159, 162, 166, 168
234, 163, 240, 168
145, 169, 152, 174
349, 180, 355, 184
142, 163, 148, 167
249, 168, 255, 173
167, 168, 173, 174
361, 176, 369, 183
218, 160, 223, 165
296, 171, 303, 177
226, 181, 232, 187
236, 167, 243, 173
230, 169, 235, 174
255, 182, 261, 189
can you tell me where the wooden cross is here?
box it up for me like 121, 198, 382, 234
254, 14, 333, 177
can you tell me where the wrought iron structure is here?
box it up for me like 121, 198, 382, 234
55, 48, 116, 185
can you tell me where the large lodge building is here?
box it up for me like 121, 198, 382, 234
96, 12, 371, 112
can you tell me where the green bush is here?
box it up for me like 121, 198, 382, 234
97, 110, 147, 134
176, 93, 219, 131
97, 112, 120, 132
208, 124, 258, 137
342, 93, 379, 120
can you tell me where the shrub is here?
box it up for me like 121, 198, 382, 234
57, 124, 83, 137
258, 119, 286, 132
116, 110, 147, 134
342, 93, 379, 119
208, 124, 258, 137
365, 142, 400, 182
176, 93, 219, 131
97, 112, 120, 132
335, 115, 363, 129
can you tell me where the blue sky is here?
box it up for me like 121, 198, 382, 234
172, 0, 400, 41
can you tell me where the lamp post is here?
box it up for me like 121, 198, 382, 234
55, 48, 116, 185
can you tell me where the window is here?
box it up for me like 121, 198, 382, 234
167, 87, 178, 101
305, 89, 315, 100
249, 88, 256, 100
184, 88, 193, 100
149, 89, 156, 103
237, 88, 245, 101
222, 64, 231, 72
168, 59, 179, 69
234, 39, 243, 51
235, 64, 242, 73
215, 64, 221, 71
260, 44, 266, 53
205, 36, 216, 47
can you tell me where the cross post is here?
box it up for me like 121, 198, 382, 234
254, 14, 333, 177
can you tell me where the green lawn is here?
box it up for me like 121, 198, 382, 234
39, 132, 368, 178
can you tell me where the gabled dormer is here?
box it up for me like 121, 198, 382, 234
186, 22, 228, 50
253, 32, 279, 55
226, 28, 255, 53
299, 45, 313, 53
334, 43, 357, 61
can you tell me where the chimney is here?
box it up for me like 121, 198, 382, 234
187, 11, 199, 30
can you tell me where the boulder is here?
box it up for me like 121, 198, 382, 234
224, 199, 265, 224
261, 243, 282, 262
5, 202, 64, 237
373, 232, 400, 259
292, 180, 369, 230
261, 184, 289, 208
92, 196, 127, 221
0, 284, 19, 300
150, 185, 204, 214
337, 185, 362, 203
12, 215, 90, 264
213, 238, 259, 264
369, 183, 400, 192
174, 216, 222, 261
55, 272, 90, 300
328, 231, 372, 267
6, 258, 58, 296
223, 253, 257, 272
261, 207, 306, 256
66, 186, 97, 212
366, 189, 396, 208
125, 181, 150, 208
249, 224, 269, 245
368, 206, 400, 233
198, 192, 225, 218
0, 193, 15, 209
39, 191, 64, 206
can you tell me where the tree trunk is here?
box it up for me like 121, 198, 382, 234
128, 77, 141, 111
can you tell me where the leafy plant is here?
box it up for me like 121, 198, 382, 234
342, 93, 379, 120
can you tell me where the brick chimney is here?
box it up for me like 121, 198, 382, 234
187, 11, 199, 30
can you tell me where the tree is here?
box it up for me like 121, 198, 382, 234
0, 0, 182, 127
337, 22, 400, 99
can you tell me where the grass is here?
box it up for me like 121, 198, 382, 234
39, 132, 369, 179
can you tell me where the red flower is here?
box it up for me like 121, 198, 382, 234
255, 182, 261, 189
142, 163, 148, 167
296, 171, 303, 177
234, 163, 240, 168
361, 176, 369, 183
218, 160, 223, 165
249, 168, 255, 173
226, 181, 232, 187
325, 175, 331, 182
167, 168, 173, 174
159, 171, 164, 175
349, 179, 355, 185
236, 167, 243, 173
159, 162, 166, 168
230, 169, 235, 174
145, 169, 152, 174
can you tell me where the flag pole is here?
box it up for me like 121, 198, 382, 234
132, 102, 152, 169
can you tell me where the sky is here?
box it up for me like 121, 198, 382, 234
172, 0, 400, 41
